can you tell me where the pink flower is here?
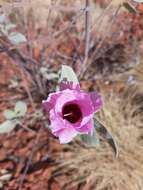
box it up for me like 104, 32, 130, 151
42, 81, 102, 144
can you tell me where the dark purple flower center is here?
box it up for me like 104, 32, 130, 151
62, 103, 82, 124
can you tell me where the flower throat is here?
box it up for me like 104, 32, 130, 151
62, 103, 82, 123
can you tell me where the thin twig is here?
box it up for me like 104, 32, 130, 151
0, 37, 46, 96
18, 126, 43, 190
79, 4, 122, 79
19, 68, 36, 111
85, 0, 91, 59
58, 12, 83, 66
84, 0, 91, 62
90, 4, 122, 63
53, 9, 85, 38
90, 0, 113, 33
77, 0, 91, 75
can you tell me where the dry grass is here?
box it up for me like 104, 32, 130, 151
52, 83, 143, 190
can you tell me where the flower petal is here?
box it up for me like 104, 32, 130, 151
76, 119, 94, 134
55, 89, 78, 114
42, 91, 61, 112
42, 85, 102, 144
60, 80, 80, 91
50, 109, 77, 133
90, 92, 102, 112
58, 127, 78, 143
75, 92, 94, 117
80, 113, 93, 126
50, 119, 66, 133
56, 90, 94, 116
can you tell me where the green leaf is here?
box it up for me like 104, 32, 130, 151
3, 109, 16, 120
59, 65, 79, 84
14, 101, 27, 117
0, 120, 18, 133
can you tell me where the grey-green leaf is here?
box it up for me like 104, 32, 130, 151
3, 109, 16, 120
0, 120, 17, 133
59, 65, 79, 84
94, 117, 118, 157
133, 0, 143, 2
5, 23, 16, 31
0, 14, 6, 23
81, 128, 100, 147
8, 32, 27, 44
14, 101, 27, 117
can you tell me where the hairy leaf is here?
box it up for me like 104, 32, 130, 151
14, 101, 27, 117
0, 14, 6, 23
81, 128, 100, 147
94, 117, 118, 157
0, 120, 18, 133
3, 109, 16, 120
5, 23, 16, 31
8, 32, 27, 44
60, 65, 79, 84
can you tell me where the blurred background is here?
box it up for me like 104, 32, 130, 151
0, 0, 143, 189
